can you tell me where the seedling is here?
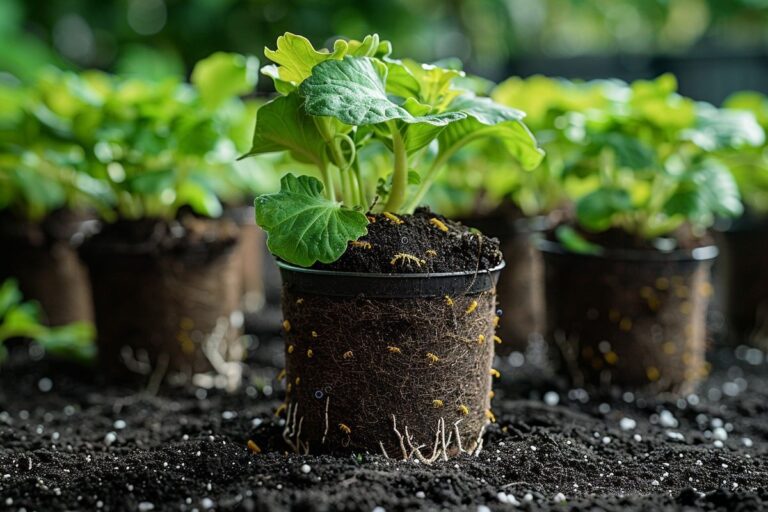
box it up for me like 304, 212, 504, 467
245, 33, 543, 267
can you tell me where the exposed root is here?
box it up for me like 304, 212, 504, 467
322, 396, 330, 445
283, 402, 309, 455
381, 415, 486, 464
199, 317, 242, 392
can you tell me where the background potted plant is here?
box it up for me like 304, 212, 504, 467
538, 74, 764, 392
716, 91, 768, 349
245, 33, 542, 458
46, 53, 263, 381
0, 79, 111, 327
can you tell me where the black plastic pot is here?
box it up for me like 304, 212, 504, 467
278, 261, 504, 459
81, 216, 244, 381
0, 210, 95, 326
538, 240, 718, 393
716, 215, 768, 349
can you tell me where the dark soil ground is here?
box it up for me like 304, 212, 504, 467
1, 317, 767, 511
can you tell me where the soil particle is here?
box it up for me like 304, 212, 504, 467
0, 335, 766, 511
314, 207, 503, 274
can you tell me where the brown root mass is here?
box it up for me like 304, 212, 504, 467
0, 210, 95, 326
281, 288, 497, 458
542, 246, 714, 393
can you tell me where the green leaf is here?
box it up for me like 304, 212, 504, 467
255, 174, 369, 267
555, 226, 603, 255
299, 57, 465, 127
0, 279, 22, 318
576, 188, 633, 231
438, 94, 545, 171
685, 104, 765, 151
37, 322, 96, 364
191, 52, 259, 109
407, 170, 422, 185
176, 179, 223, 218
243, 93, 327, 168
664, 160, 743, 224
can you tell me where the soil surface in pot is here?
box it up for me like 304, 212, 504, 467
1, 323, 767, 511
314, 207, 503, 273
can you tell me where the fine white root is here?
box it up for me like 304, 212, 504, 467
283, 402, 309, 455
381, 415, 486, 464
199, 317, 242, 392
321, 396, 330, 445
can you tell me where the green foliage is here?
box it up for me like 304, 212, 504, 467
245, 32, 543, 267
255, 174, 369, 267
0, 52, 266, 222
0, 279, 95, 365
561, 74, 762, 238
722, 91, 768, 213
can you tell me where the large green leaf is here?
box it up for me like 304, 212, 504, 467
255, 174, 369, 267
576, 188, 633, 231
299, 57, 465, 127
191, 52, 259, 109
438, 95, 544, 171
244, 93, 327, 168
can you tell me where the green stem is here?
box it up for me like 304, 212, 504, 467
403, 142, 463, 213
353, 161, 368, 209
320, 163, 336, 202
383, 124, 408, 212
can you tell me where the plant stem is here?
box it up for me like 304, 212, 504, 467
320, 163, 336, 202
403, 144, 458, 213
384, 124, 408, 212
353, 161, 368, 209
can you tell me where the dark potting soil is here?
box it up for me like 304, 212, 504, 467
313, 208, 503, 274
1, 328, 768, 512
81, 213, 240, 258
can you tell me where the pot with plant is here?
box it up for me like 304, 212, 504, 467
539, 75, 763, 393
46, 54, 261, 381
0, 81, 110, 327
244, 33, 542, 457
716, 91, 768, 349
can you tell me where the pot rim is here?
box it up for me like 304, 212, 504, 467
276, 260, 506, 278
536, 238, 719, 262
276, 260, 506, 298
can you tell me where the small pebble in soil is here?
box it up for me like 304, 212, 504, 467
743, 437, 754, 447
713, 427, 728, 441
138, 502, 154, 511
300, 464, 311, 474
104, 432, 117, 446
114, 420, 126, 430
659, 410, 679, 428
620, 417, 637, 430
416, 491, 425, 499
634, 434, 642, 442
543, 391, 559, 406
554, 493, 566, 503
201, 498, 215, 510
37, 378, 53, 392
477, 506, 491, 512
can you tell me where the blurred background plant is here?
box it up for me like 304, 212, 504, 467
3, 0, 768, 102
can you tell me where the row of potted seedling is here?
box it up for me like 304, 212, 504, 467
2, 33, 767, 459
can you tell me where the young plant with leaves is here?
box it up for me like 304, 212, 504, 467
245, 33, 543, 267
2, 52, 265, 223
556, 74, 763, 250
721, 91, 768, 214
0, 279, 95, 364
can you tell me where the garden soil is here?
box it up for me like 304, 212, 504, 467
1, 330, 767, 511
